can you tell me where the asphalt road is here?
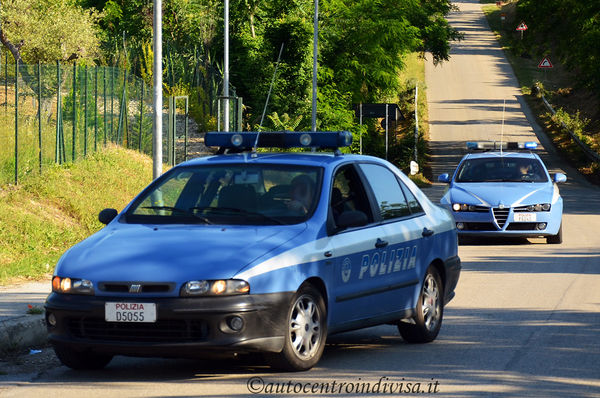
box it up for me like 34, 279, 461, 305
1, 1, 599, 397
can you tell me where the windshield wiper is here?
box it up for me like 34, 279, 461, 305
140, 206, 213, 224
190, 206, 285, 225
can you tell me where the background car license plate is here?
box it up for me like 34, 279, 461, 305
514, 213, 536, 222
105, 302, 156, 323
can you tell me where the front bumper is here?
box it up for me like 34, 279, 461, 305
443, 255, 461, 305
45, 291, 293, 358
451, 208, 560, 237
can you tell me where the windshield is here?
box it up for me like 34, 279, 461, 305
125, 164, 322, 225
455, 157, 548, 183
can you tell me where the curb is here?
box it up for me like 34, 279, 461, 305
0, 314, 47, 353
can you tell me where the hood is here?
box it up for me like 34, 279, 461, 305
56, 223, 307, 284
450, 182, 554, 207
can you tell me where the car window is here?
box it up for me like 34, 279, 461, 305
400, 182, 424, 215
126, 165, 322, 225
330, 165, 373, 227
455, 157, 549, 182
358, 163, 411, 220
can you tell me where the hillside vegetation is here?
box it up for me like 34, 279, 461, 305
0, 146, 155, 285
482, 0, 600, 184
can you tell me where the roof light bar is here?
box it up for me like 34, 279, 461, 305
204, 131, 352, 150
466, 141, 538, 151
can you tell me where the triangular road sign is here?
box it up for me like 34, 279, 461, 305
516, 22, 528, 31
538, 57, 553, 68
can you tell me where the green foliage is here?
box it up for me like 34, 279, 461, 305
516, 0, 600, 90
553, 108, 593, 147
267, 112, 304, 131
1, 0, 102, 63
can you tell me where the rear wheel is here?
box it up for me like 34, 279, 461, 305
53, 344, 113, 370
398, 266, 444, 343
266, 284, 327, 371
547, 224, 562, 244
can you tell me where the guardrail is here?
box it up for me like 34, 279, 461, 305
534, 83, 600, 163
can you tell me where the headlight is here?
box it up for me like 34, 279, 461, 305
452, 203, 479, 212
52, 276, 94, 295
181, 279, 250, 296
524, 203, 551, 212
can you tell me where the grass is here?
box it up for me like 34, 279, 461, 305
0, 145, 156, 285
481, 1, 600, 185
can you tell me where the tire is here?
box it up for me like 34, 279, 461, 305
398, 265, 444, 343
266, 284, 327, 371
547, 223, 562, 244
53, 344, 113, 370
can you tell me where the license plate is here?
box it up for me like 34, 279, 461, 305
514, 212, 536, 222
105, 302, 156, 323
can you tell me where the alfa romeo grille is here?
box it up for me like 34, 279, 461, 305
493, 208, 510, 228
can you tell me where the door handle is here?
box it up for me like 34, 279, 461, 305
422, 228, 434, 237
375, 238, 389, 248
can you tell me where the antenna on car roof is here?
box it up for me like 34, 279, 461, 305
254, 42, 285, 153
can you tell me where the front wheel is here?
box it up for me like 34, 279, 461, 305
53, 344, 113, 370
398, 265, 444, 343
266, 284, 327, 371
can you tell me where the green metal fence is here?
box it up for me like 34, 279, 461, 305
0, 58, 173, 185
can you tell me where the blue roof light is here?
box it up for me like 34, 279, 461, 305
466, 141, 539, 151
204, 131, 352, 150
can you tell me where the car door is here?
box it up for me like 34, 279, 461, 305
328, 163, 416, 330
356, 163, 426, 313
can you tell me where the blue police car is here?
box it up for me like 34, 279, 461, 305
438, 142, 566, 244
45, 131, 460, 371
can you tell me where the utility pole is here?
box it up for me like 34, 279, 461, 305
223, 0, 230, 132
152, 0, 163, 180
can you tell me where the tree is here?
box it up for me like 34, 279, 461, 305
0, 0, 102, 64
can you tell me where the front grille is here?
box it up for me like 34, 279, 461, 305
67, 318, 209, 342
506, 223, 538, 231
493, 208, 510, 228
99, 282, 174, 294
469, 206, 490, 213
464, 222, 497, 231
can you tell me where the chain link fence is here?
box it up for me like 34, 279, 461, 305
0, 58, 184, 185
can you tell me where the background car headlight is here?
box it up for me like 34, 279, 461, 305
181, 279, 250, 296
452, 203, 479, 212
525, 203, 551, 212
52, 276, 94, 295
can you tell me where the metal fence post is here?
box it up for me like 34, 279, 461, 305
4, 55, 7, 113
139, 78, 144, 152
14, 61, 19, 184
94, 66, 98, 152
38, 61, 42, 174
72, 62, 77, 161
84, 65, 88, 156
414, 84, 419, 163
184, 97, 189, 161
103, 67, 107, 146
110, 67, 114, 141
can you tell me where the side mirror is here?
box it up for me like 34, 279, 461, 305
438, 173, 450, 183
337, 211, 368, 230
553, 173, 567, 183
98, 208, 118, 225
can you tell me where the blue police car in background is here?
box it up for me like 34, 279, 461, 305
45, 131, 461, 371
438, 142, 566, 244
